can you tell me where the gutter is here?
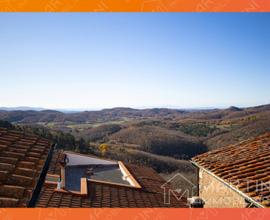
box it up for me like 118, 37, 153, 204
191, 160, 265, 208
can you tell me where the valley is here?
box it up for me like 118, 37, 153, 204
1, 104, 270, 186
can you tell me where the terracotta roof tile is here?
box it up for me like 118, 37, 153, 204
37, 179, 187, 208
0, 127, 53, 207
192, 132, 270, 207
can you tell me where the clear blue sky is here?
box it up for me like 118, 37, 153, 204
0, 13, 269, 110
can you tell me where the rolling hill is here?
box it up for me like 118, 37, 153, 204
0, 104, 270, 175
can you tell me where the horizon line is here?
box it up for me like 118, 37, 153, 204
0, 102, 269, 112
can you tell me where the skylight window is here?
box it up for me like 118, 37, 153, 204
57, 152, 141, 193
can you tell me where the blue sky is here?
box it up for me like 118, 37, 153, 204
0, 13, 269, 110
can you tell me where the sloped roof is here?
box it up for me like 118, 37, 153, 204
192, 132, 270, 207
37, 151, 187, 207
0, 127, 52, 207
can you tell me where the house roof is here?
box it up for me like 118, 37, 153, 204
36, 151, 188, 207
0, 127, 52, 207
192, 132, 270, 207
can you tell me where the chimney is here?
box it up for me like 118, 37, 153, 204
188, 196, 205, 208
59, 152, 68, 189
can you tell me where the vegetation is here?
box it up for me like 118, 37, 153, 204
99, 143, 109, 155
176, 122, 218, 137
86, 124, 121, 142
1, 104, 270, 176
19, 125, 92, 154
110, 125, 207, 159
0, 120, 14, 129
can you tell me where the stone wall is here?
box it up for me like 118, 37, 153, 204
199, 169, 247, 208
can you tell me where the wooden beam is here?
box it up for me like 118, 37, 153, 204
80, 178, 88, 195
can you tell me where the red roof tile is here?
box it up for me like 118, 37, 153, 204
0, 127, 53, 207
192, 132, 270, 207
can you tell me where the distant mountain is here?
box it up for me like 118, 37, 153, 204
0, 107, 188, 123
0, 104, 270, 124
0, 106, 46, 111
228, 106, 243, 111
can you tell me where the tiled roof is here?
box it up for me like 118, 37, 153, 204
192, 132, 270, 207
37, 151, 187, 207
0, 127, 53, 207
